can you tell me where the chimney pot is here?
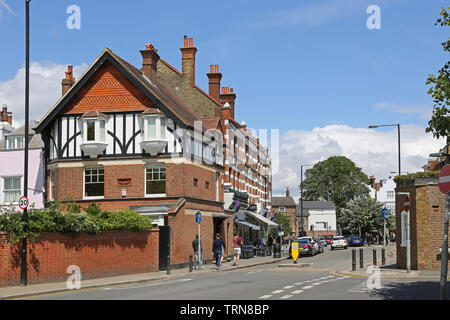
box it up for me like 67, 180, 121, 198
62, 65, 76, 96
210, 65, 214, 73
215, 64, 219, 73
180, 35, 197, 87
189, 38, 193, 47
184, 35, 188, 47
140, 43, 160, 82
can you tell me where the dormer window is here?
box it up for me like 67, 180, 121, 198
79, 111, 109, 159
139, 108, 168, 156
6, 135, 25, 150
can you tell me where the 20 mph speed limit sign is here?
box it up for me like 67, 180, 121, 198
18, 196, 29, 210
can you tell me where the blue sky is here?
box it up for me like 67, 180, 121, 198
0, 0, 448, 196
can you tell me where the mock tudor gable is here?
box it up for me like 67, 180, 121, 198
35, 48, 223, 166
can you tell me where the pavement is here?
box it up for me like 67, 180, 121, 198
0, 252, 288, 300
332, 243, 449, 280
1, 243, 448, 299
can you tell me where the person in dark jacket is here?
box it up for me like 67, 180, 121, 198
192, 235, 202, 270
212, 233, 226, 270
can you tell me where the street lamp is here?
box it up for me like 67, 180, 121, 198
368, 124, 401, 177
369, 124, 401, 250
21, 0, 31, 287
429, 152, 449, 300
300, 163, 314, 237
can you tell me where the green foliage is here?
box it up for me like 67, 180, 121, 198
394, 171, 440, 183
299, 156, 370, 222
426, 7, 450, 145
340, 196, 394, 236
0, 202, 153, 243
269, 212, 291, 238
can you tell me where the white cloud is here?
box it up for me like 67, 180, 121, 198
272, 124, 445, 200
0, 0, 13, 18
0, 61, 88, 127
374, 102, 433, 120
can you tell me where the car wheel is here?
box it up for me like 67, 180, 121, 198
345, 246, 348, 249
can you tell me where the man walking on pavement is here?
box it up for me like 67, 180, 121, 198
232, 233, 242, 266
212, 233, 226, 270
192, 234, 202, 270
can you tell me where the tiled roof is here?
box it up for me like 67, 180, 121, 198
271, 196, 296, 207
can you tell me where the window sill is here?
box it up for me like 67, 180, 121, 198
83, 196, 105, 200
145, 193, 166, 198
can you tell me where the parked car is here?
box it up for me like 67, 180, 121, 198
323, 234, 334, 245
297, 239, 316, 256
348, 234, 363, 247
298, 237, 319, 254
331, 236, 348, 250
315, 237, 327, 248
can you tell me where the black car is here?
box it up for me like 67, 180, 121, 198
348, 234, 364, 247
297, 239, 316, 256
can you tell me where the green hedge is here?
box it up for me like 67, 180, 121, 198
394, 171, 440, 183
0, 202, 153, 244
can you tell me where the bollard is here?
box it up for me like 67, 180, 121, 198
359, 248, 364, 269
352, 249, 356, 271
373, 248, 377, 266
189, 254, 193, 272
273, 243, 281, 258
382, 248, 386, 266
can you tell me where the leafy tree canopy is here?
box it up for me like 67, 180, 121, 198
340, 196, 395, 236
426, 7, 450, 149
299, 156, 370, 221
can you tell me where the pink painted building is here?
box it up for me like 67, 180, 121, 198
0, 120, 45, 209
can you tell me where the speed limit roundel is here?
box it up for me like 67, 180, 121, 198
18, 196, 29, 210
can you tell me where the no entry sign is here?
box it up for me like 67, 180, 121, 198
403, 195, 410, 212
438, 164, 450, 194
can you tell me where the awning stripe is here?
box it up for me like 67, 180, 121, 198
235, 220, 260, 230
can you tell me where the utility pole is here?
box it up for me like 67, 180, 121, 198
21, 0, 31, 287
300, 163, 314, 237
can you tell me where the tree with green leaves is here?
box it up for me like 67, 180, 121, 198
426, 7, 450, 160
340, 196, 394, 236
299, 156, 371, 223
269, 212, 292, 238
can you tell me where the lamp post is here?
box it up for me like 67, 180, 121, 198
300, 163, 314, 237
21, 0, 31, 287
368, 124, 401, 177
429, 152, 450, 300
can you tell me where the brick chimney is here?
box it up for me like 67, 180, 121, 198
220, 87, 236, 119
61, 65, 75, 96
207, 64, 222, 102
220, 102, 231, 120
286, 187, 290, 197
1, 105, 12, 125
180, 35, 197, 87
140, 43, 160, 82
240, 120, 246, 132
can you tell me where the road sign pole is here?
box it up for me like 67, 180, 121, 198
198, 221, 202, 269
440, 192, 449, 300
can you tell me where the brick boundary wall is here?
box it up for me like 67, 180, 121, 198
0, 229, 159, 286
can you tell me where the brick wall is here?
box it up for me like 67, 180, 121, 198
0, 230, 159, 286
396, 182, 449, 270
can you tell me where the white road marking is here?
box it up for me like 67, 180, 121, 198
312, 282, 322, 285
302, 285, 314, 289
280, 295, 293, 299
259, 295, 273, 299
294, 282, 303, 285
291, 290, 304, 294
283, 285, 294, 289
272, 290, 284, 294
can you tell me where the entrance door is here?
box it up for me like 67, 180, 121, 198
159, 226, 170, 270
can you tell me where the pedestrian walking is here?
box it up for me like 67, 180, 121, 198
192, 234, 202, 270
267, 235, 273, 255
232, 233, 242, 266
220, 235, 225, 264
212, 233, 226, 270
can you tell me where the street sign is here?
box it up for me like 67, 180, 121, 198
382, 208, 389, 218
404, 196, 410, 212
195, 211, 201, 224
291, 241, 299, 263
18, 196, 29, 210
438, 164, 450, 194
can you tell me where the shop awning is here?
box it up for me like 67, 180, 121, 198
245, 210, 279, 229
235, 220, 260, 230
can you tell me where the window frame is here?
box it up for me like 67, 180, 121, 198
82, 117, 107, 144
2, 175, 22, 204
83, 166, 105, 200
145, 164, 166, 197
142, 115, 167, 141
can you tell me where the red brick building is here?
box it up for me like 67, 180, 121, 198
35, 42, 235, 270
